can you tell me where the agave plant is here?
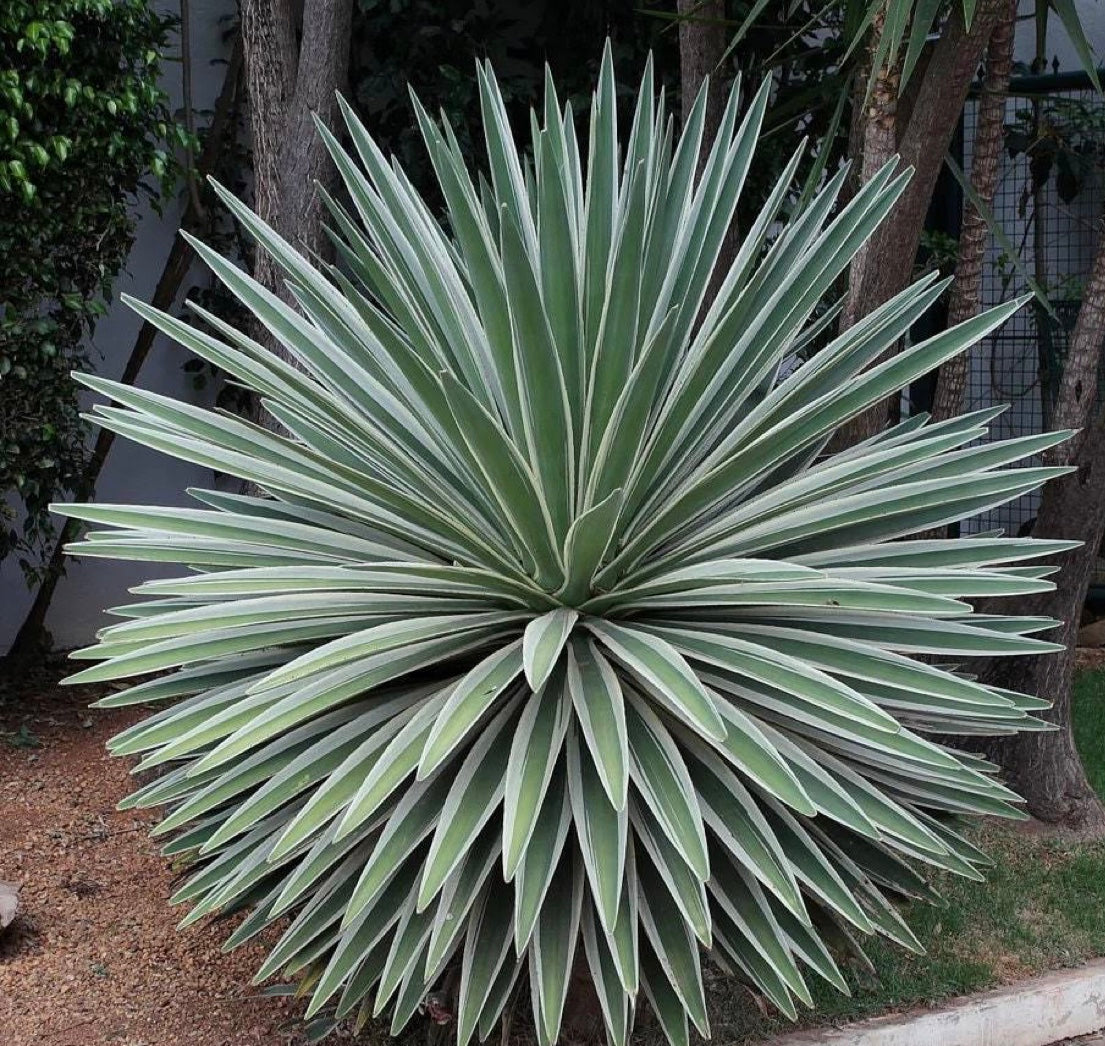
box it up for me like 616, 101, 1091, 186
57, 45, 1072, 1046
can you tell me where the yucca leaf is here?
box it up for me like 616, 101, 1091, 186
568, 724, 628, 932
503, 667, 572, 876
589, 620, 727, 744
522, 608, 578, 691
513, 764, 572, 952
424, 823, 500, 979
418, 696, 520, 909
624, 695, 710, 880
418, 639, 523, 777
60, 47, 1072, 1046
631, 799, 712, 945
581, 901, 631, 1046
639, 859, 709, 1035
566, 637, 629, 809
529, 857, 585, 1046
333, 691, 449, 842
456, 878, 515, 1046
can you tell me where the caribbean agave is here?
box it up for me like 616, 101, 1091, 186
58, 47, 1072, 1046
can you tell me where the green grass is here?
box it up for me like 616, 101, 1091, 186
660, 668, 1105, 1044
688, 828, 1105, 1043
1074, 668, 1105, 800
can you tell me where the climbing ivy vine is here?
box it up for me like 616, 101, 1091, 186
0, 0, 187, 582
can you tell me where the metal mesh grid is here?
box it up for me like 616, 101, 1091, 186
958, 70, 1104, 537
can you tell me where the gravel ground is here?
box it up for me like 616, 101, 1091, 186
7, 652, 1103, 1046
0, 667, 302, 1046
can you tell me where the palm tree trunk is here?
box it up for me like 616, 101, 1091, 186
834, 0, 1005, 448
930, 0, 1016, 423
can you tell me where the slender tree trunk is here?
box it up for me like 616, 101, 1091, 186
930, 0, 1016, 423
1046, 219, 1105, 445
677, 0, 727, 150
677, 0, 736, 303
834, 0, 1005, 447
838, 7, 900, 337
237, 0, 352, 463
240, 0, 353, 308
981, 417, 1105, 832
982, 220, 1105, 831
240, 0, 297, 298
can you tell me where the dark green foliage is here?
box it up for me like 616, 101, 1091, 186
0, 0, 187, 581
346, 1, 848, 229
1073, 665, 1105, 800
348, 0, 676, 201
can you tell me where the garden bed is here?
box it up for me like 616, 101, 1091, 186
0, 666, 303, 1046
4, 663, 1105, 1046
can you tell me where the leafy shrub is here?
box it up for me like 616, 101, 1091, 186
57, 48, 1071, 1046
0, 0, 186, 581
346, 1, 848, 233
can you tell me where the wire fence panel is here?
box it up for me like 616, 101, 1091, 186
960, 69, 1104, 537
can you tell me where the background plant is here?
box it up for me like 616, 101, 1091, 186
0, 0, 187, 583
54, 50, 1074, 1044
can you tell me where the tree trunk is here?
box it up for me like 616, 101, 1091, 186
240, 0, 297, 299
237, 0, 352, 460
930, 0, 1016, 424
981, 416, 1105, 832
677, 0, 736, 304
834, 0, 1005, 448
982, 218, 1105, 831
240, 0, 353, 307
1046, 217, 1105, 446
838, 6, 900, 338
676, 0, 727, 149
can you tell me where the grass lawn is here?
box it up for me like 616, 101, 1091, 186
1074, 668, 1105, 801
678, 668, 1105, 1044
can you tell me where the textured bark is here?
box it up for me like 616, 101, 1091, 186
930, 0, 1016, 424
981, 418, 1105, 832
1046, 218, 1105, 450
677, 0, 735, 305
838, 7, 900, 337
982, 222, 1105, 831
677, 0, 727, 151
835, 0, 1005, 448
240, 0, 296, 245
240, 0, 353, 308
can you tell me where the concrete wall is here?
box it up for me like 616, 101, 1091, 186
1013, 0, 1105, 74
0, 0, 235, 652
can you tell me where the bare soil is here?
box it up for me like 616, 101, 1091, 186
0, 665, 302, 1046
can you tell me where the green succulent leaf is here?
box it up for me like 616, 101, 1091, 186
58, 40, 1067, 1046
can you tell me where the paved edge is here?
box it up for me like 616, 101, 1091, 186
764, 959, 1105, 1046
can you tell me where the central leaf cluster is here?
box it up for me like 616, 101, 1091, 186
56, 41, 1069, 1046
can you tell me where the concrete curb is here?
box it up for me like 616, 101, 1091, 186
764, 960, 1105, 1046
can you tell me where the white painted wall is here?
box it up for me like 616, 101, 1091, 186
0, 0, 236, 652
1013, 0, 1105, 75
